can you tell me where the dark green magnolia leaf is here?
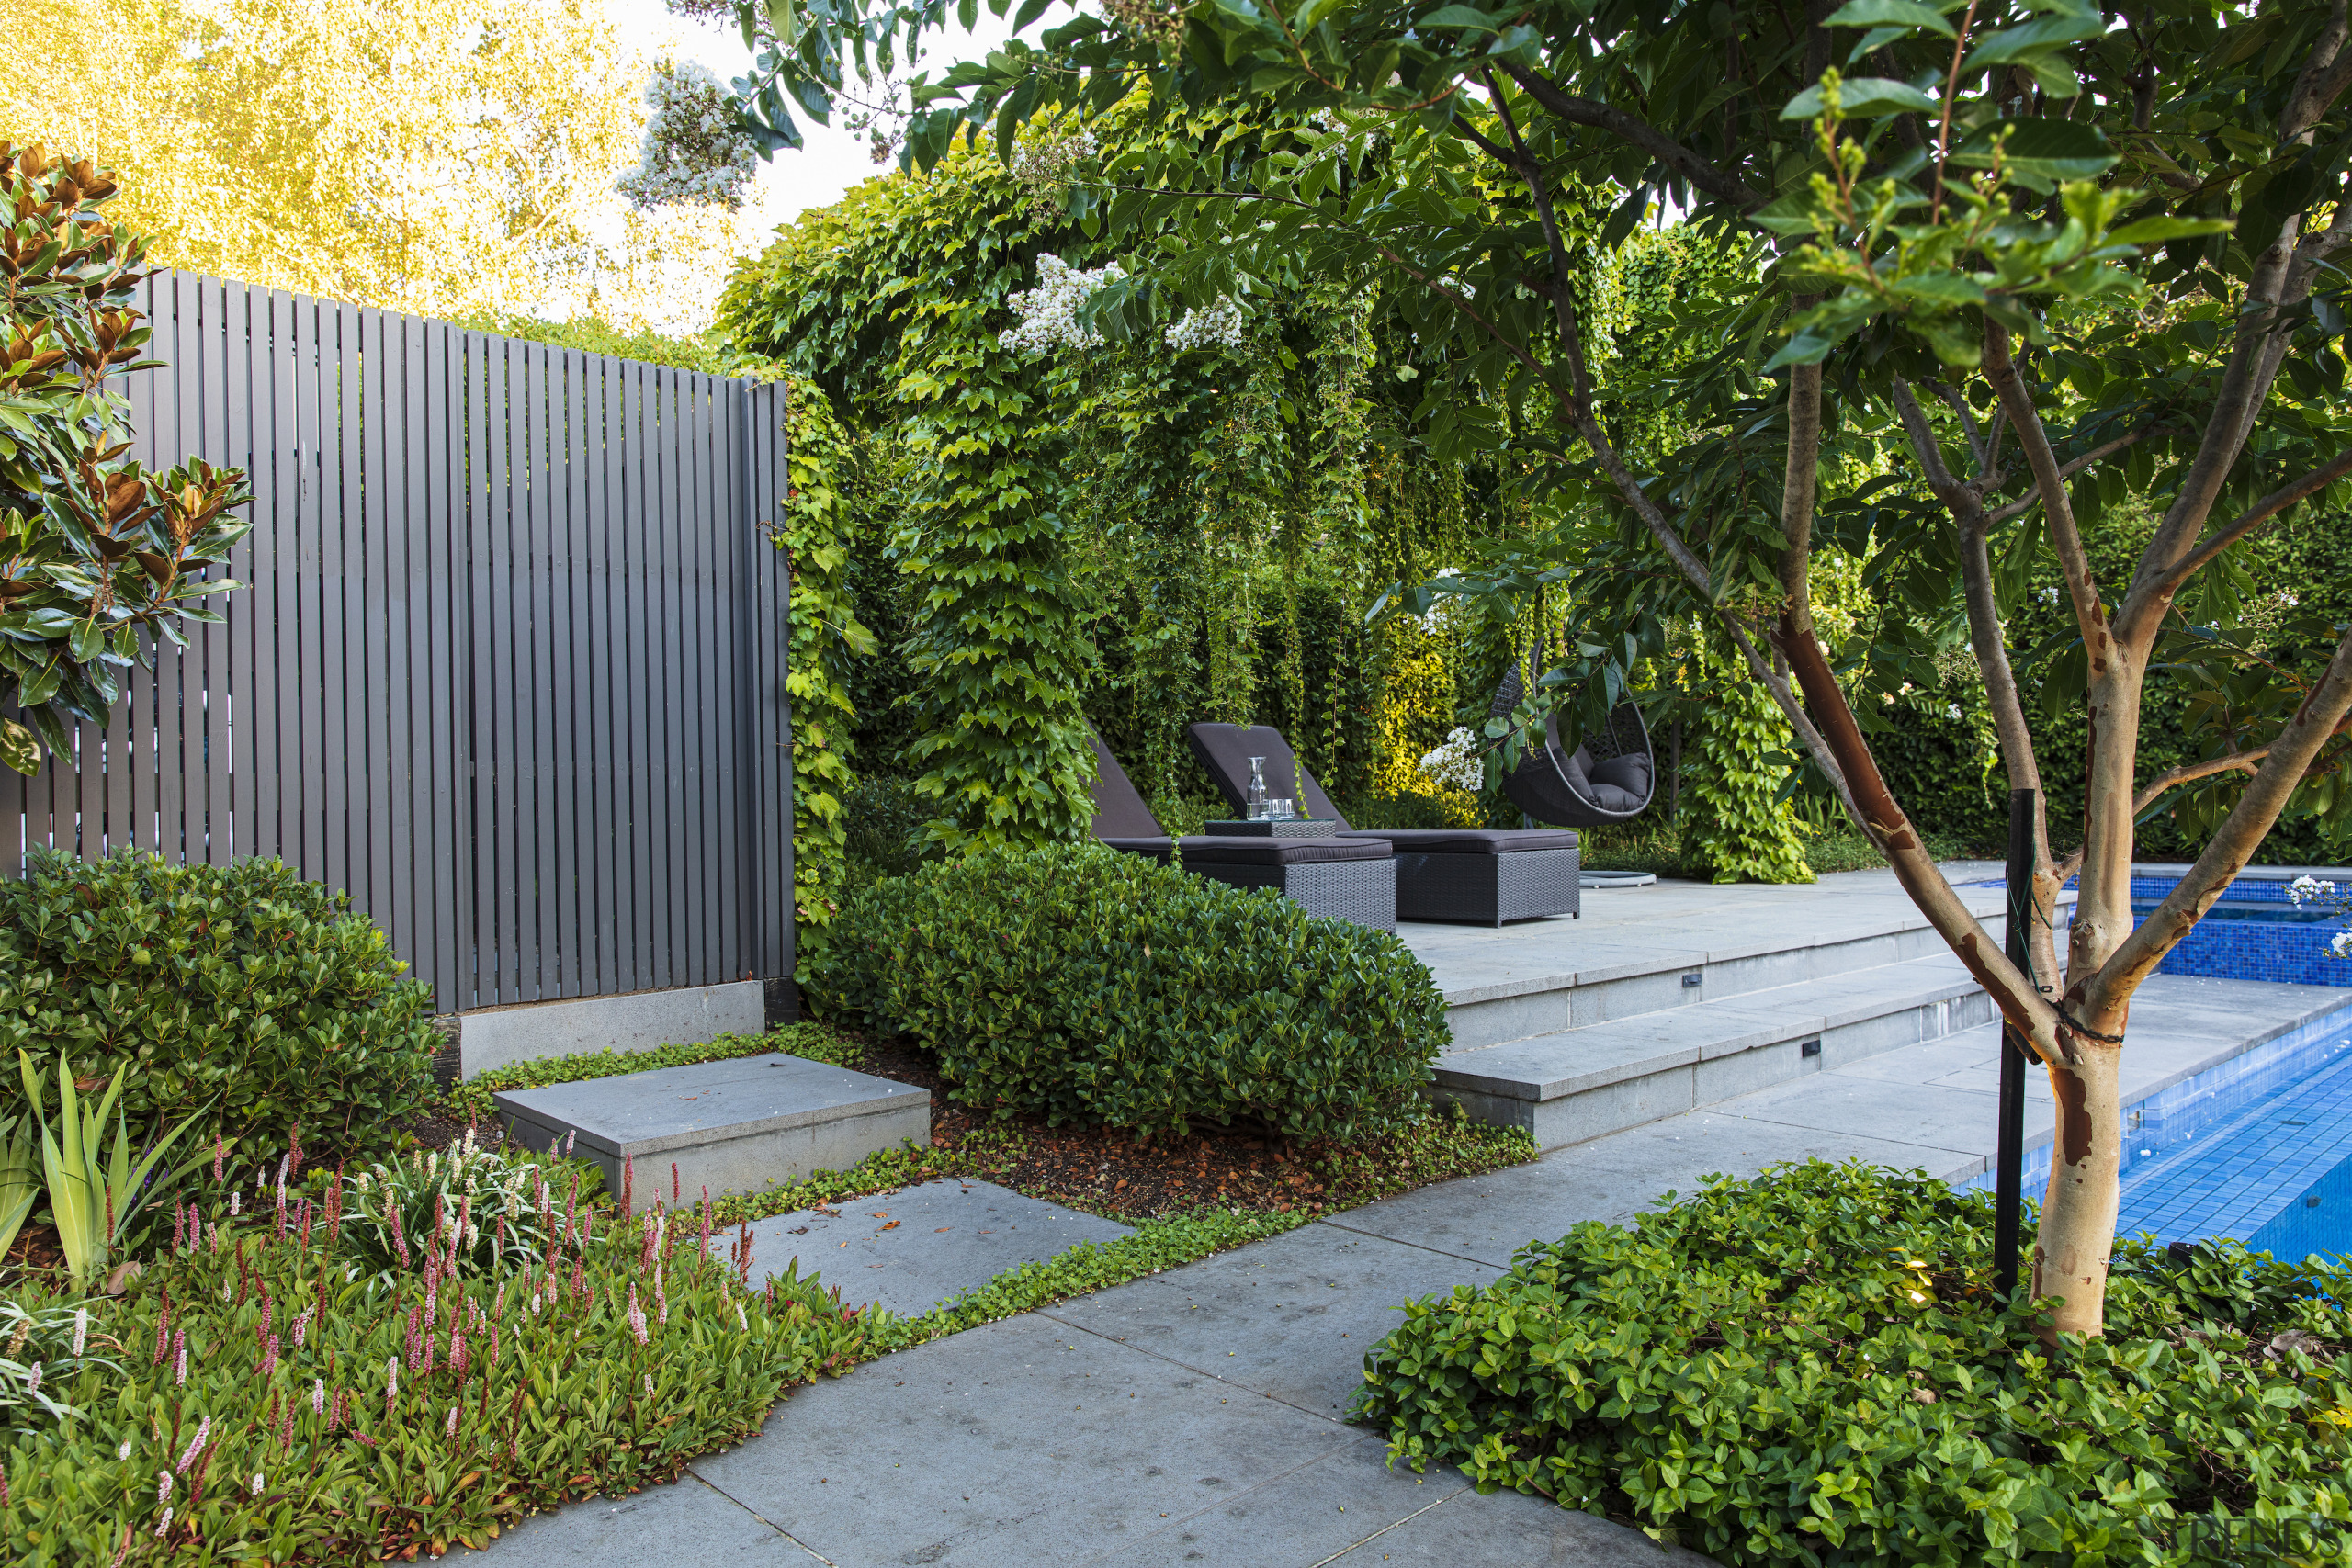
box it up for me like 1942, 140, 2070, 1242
1823, 0, 1959, 38
1750, 186, 1826, 236
2106, 215, 2236, 247
1963, 6, 2103, 72
1949, 118, 2115, 183
0, 716, 36, 776
1781, 77, 1937, 120
1414, 6, 1505, 30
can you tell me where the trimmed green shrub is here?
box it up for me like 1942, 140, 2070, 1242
444, 1022, 856, 1124
0, 849, 436, 1169
807, 842, 1448, 1138
1354, 1161, 2352, 1564
0, 1145, 865, 1562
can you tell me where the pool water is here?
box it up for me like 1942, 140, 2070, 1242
2129, 874, 2349, 988
2116, 1025, 2352, 1261
1959, 1004, 2352, 1264
1950, 870, 2351, 1259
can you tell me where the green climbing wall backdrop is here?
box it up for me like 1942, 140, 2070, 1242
723, 109, 2352, 967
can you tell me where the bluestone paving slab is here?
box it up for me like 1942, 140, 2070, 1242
1723, 1077, 2004, 1158
736, 1179, 1132, 1319
1096, 1440, 1699, 1567
494, 1052, 929, 1201
1325, 1112, 1970, 1268
690, 1312, 1362, 1568
464, 1471, 815, 1564
1039, 1224, 1502, 1417
1323, 1483, 1701, 1565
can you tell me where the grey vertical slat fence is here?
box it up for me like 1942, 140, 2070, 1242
0, 270, 794, 1014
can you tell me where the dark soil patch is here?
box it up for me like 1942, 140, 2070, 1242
403, 1022, 1532, 1225
5, 1221, 64, 1273
840, 1032, 1530, 1224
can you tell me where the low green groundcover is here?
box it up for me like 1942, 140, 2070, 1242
2, 1143, 867, 1563
807, 842, 1449, 1139
1352, 1161, 2352, 1566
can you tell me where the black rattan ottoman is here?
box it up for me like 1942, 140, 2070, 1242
1392, 844, 1579, 926
1189, 854, 1398, 932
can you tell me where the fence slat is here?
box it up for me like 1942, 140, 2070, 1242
467, 328, 506, 1011
422, 317, 460, 1011
622, 362, 657, 997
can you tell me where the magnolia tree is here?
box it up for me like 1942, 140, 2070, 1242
0, 143, 250, 776
728, 0, 2352, 1337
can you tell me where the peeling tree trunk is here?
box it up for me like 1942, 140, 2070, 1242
2033, 1038, 2125, 1337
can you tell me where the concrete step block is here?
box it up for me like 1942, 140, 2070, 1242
1432, 953, 1994, 1147
495, 1052, 930, 1201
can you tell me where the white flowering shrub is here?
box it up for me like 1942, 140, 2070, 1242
1010, 127, 1099, 189
1418, 727, 1486, 794
1164, 298, 1246, 351
618, 60, 760, 211
2289, 875, 2352, 961
1000, 254, 1127, 354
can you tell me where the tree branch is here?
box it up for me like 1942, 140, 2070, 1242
2150, 446, 2352, 596
1892, 378, 2059, 988
2129, 716, 2352, 818
1983, 425, 2158, 524
1493, 61, 1771, 212
1982, 324, 2112, 655
1777, 608, 2062, 1063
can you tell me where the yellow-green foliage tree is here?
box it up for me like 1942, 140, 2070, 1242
1, 0, 741, 329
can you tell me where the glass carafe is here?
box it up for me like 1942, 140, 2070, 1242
1246, 756, 1269, 819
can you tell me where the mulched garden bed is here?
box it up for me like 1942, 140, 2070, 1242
823, 1033, 1529, 1224
415, 1023, 1532, 1226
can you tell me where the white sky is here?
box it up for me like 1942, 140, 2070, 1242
605, 0, 1028, 235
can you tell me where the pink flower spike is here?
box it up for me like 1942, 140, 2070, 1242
175, 1416, 209, 1474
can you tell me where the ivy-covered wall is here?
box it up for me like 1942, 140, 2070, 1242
715, 113, 2349, 969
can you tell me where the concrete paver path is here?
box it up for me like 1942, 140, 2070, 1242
474, 895, 2347, 1566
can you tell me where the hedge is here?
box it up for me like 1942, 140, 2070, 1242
0, 850, 437, 1170
806, 842, 1449, 1138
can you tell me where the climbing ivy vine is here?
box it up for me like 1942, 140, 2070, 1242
778, 376, 877, 957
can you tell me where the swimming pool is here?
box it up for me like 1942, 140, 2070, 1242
2130, 870, 2350, 988
1960, 1001, 2352, 1263
1966, 865, 2349, 987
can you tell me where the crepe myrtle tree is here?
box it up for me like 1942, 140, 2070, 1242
1, 142, 250, 775
719, 0, 2352, 1337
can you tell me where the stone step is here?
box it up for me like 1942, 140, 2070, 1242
1431, 953, 1994, 1148
1431, 886, 2071, 1053
495, 1053, 931, 1201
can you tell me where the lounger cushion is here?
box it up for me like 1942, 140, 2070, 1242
1338, 828, 1577, 855
1184, 723, 1348, 824
1112, 835, 1393, 867
1088, 731, 1167, 839
1580, 751, 1656, 799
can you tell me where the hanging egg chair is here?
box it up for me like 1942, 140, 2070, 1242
1489, 643, 1659, 828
